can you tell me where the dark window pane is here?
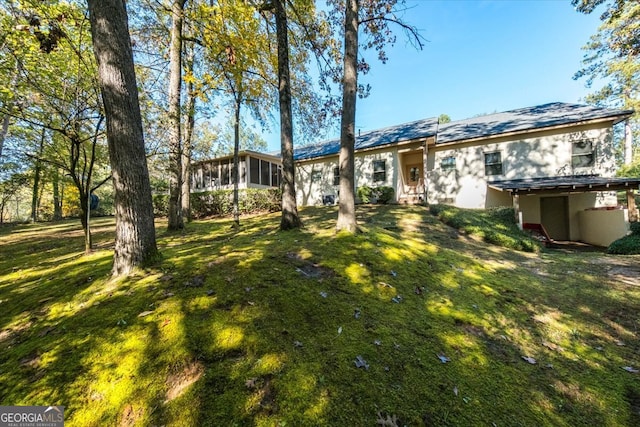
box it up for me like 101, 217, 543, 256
333, 167, 340, 186
221, 161, 230, 185
572, 141, 595, 167
250, 157, 260, 184
261, 160, 270, 185
484, 152, 502, 176
271, 162, 279, 187
441, 156, 456, 170
211, 160, 220, 185
373, 160, 386, 182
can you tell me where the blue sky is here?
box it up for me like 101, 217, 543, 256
265, 0, 603, 151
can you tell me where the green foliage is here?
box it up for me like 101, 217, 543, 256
573, 1, 639, 160
630, 221, 640, 235
1, 206, 639, 426
154, 189, 282, 218
376, 186, 394, 204
438, 113, 451, 124
617, 160, 640, 177
356, 185, 373, 203
356, 185, 394, 204
429, 204, 540, 252
607, 234, 640, 254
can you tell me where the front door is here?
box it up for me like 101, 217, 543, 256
405, 163, 423, 192
541, 196, 569, 240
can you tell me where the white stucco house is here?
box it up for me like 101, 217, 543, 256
193, 102, 639, 246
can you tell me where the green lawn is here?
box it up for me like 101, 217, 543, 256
1, 206, 639, 426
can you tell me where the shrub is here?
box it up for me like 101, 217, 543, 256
607, 235, 640, 255
357, 186, 373, 204
629, 221, 640, 236
377, 186, 395, 204
152, 194, 168, 217
190, 189, 281, 219
488, 206, 516, 224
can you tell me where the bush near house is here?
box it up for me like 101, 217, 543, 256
607, 221, 640, 255
153, 189, 281, 218
356, 185, 395, 204
429, 204, 540, 252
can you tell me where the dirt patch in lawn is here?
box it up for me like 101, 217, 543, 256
590, 256, 640, 286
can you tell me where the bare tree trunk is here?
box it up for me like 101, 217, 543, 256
624, 119, 633, 165
232, 97, 241, 227
181, 43, 196, 222
167, 0, 186, 230
0, 114, 8, 160
84, 186, 92, 254
275, 0, 302, 231
336, 0, 358, 233
87, 0, 158, 276
31, 128, 45, 223
52, 168, 62, 220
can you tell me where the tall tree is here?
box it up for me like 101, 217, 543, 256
199, 0, 276, 226
274, 0, 301, 230
573, 0, 639, 165
336, 0, 358, 233
87, 0, 158, 275
0, 1, 111, 250
167, 0, 186, 230
330, 0, 424, 232
181, 39, 197, 222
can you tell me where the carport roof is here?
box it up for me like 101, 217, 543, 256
489, 175, 640, 194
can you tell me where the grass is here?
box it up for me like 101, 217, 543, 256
429, 204, 540, 252
1, 206, 639, 426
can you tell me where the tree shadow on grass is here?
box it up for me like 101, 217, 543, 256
1, 207, 639, 426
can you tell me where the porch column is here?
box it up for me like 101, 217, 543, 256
422, 139, 429, 204
513, 192, 522, 228
627, 189, 638, 222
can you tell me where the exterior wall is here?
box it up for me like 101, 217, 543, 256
295, 147, 399, 206
517, 191, 619, 241
579, 208, 629, 246
427, 123, 615, 208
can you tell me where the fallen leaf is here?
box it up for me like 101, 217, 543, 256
622, 366, 639, 373
391, 295, 403, 303
437, 354, 451, 363
338, 326, 343, 335
293, 340, 303, 348
138, 311, 153, 317
522, 356, 537, 364
390, 270, 398, 277
453, 386, 459, 396
374, 340, 382, 346
354, 355, 369, 370
319, 291, 328, 298
245, 378, 257, 388
376, 411, 399, 426
354, 309, 361, 319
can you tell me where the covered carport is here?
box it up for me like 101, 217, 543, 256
489, 175, 640, 246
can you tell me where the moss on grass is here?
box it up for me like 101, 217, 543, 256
429, 204, 540, 252
0, 207, 639, 426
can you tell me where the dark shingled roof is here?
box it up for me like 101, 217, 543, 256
293, 102, 633, 161
489, 175, 640, 193
293, 117, 438, 161
436, 102, 633, 144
